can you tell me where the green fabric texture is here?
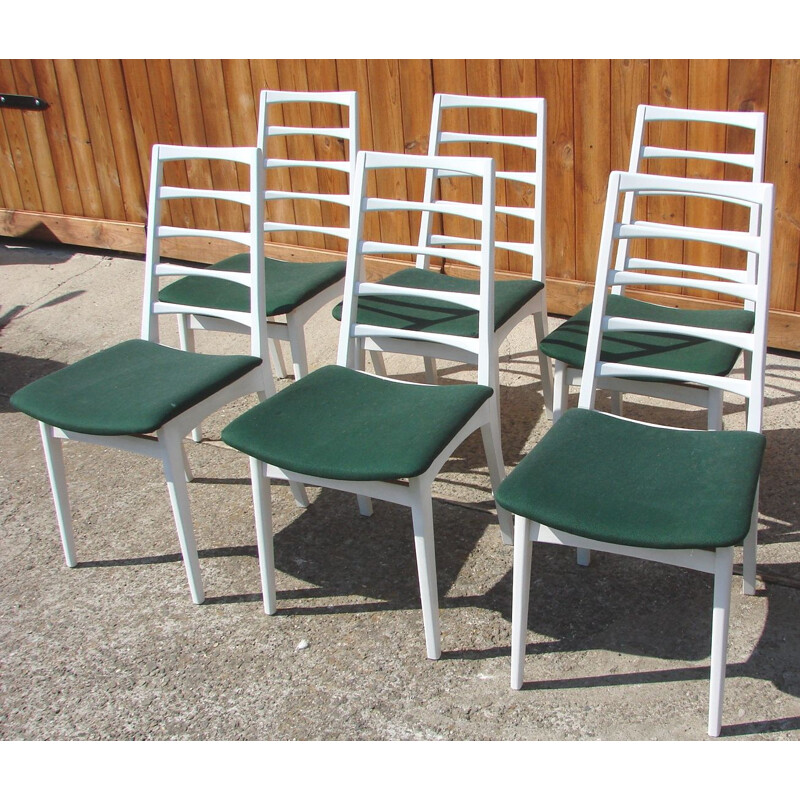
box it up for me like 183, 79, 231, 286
221, 364, 493, 481
10, 339, 261, 436
158, 253, 346, 317
331, 268, 543, 337
495, 408, 765, 550
540, 294, 755, 375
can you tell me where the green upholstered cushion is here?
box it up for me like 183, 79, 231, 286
221, 364, 493, 481
158, 253, 346, 317
331, 268, 543, 337
10, 339, 261, 436
540, 294, 754, 376
495, 408, 765, 550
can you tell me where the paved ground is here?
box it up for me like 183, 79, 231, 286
1, 238, 799, 742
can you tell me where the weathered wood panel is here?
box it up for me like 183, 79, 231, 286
1, 59, 799, 350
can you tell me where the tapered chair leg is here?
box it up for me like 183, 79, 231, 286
480, 414, 513, 544
160, 431, 205, 604
287, 317, 309, 380
39, 422, 77, 567
268, 338, 288, 380
511, 515, 533, 690
249, 457, 277, 615
423, 356, 439, 385
410, 484, 441, 660
708, 546, 734, 737
707, 387, 724, 431
533, 308, 554, 419
552, 361, 568, 423
742, 496, 759, 596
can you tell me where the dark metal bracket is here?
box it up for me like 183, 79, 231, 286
0, 93, 49, 111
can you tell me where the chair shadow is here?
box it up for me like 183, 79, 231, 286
0, 351, 67, 412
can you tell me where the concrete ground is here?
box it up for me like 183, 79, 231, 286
1, 238, 799, 742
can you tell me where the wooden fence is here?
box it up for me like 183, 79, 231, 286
1, 59, 799, 350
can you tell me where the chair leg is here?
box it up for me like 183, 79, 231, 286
533, 309, 554, 419
511, 515, 533, 690
576, 548, 592, 566
708, 546, 734, 737
609, 390, 624, 417
480, 408, 513, 544
286, 316, 309, 380
552, 361, 568, 423
160, 431, 205, 604
268, 338, 288, 380
176, 316, 204, 443
369, 350, 387, 377
410, 484, 441, 660
249, 457, 277, 615
741, 493, 759, 596
423, 356, 439, 385
39, 423, 77, 567
707, 387, 724, 431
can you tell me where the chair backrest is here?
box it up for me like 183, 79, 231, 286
629, 104, 766, 179
419, 93, 546, 282
338, 150, 497, 387
142, 144, 268, 360
620, 105, 767, 305
580, 170, 774, 434
257, 89, 358, 253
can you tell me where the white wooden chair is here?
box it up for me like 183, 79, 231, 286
336, 94, 553, 416
161, 90, 358, 434
497, 170, 773, 737
543, 105, 767, 428
222, 150, 512, 660
10, 145, 274, 604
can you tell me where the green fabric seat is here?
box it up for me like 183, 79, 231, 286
158, 253, 346, 317
10, 339, 261, 436
331, 268, 543, 337
221, 364, 493, 481
495, 407, 765, 550
540, 294, 754, 376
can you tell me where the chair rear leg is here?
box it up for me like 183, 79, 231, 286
268, 338, 288, 380
176, 316, 204, 443
423, 356, 439, 385
249, 457, 277, 614
511, 515, 534, 690
741, 494, 759, 596
707, 387, 724, 431
39, 422, 77, 567
480, 409, 513, 544
708, 547, 734, 737
286, 317, 309, 380
552, 361, 568, 423
410, 485, 441, 660
369, 350, 387, 377
533, 308, 554, 419
160, 431, 204, 604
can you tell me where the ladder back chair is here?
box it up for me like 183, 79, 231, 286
541, 104, 767, 429
336, 94, 553, 416
10, 145, 273, 605
160, 89, 358, 442
221, 150, 512, 660
497, 170, 773, 737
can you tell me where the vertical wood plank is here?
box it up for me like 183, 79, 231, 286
684, 59, 730, 298
97, 59, 148, 222
305, 58, 350, 251
366, 59, 411, 254
32, 59, 84, 216
0, 59, 43, 211
536, 59, 576, 282
336, 59, 381, 249
52, 59, 105, 219
12, 59, 63, 214
766, 60, 800, 312
647, 59, 690, 269
74, 59, 127, 221
169, 59, 219, 231
500, 59, 538, 276
194, 59, 245, 231
573, 59, 611, 284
